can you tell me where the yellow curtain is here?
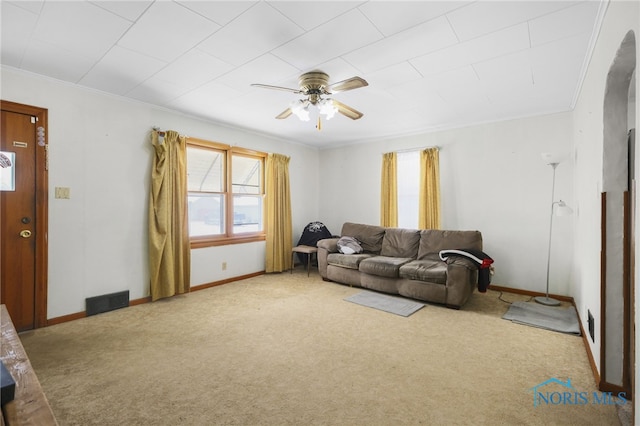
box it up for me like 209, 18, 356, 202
380, 152, 398, 227
265, 153, 292, 272
148, 130, 190, 301
419, 147, 441, 229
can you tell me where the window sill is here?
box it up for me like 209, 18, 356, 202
190, 234, 266, 249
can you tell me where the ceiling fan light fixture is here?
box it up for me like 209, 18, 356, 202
290, 99, 310, 121
252, 71, 367, 124
318, 98, 338, 120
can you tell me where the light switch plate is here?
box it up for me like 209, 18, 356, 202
55, 187, 70, 199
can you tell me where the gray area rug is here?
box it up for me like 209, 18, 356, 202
344, 291, 425, 317
502, 301, 581, 335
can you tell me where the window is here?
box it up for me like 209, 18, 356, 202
397, 150, 420, 229
186, 138, 265, 247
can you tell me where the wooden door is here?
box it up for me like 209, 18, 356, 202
0, 101, 48, 331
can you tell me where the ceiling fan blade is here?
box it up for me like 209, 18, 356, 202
333, 100, 363, 120
326, 76, 368, 93
251, 83, 302, 94
276, 108, 293, 119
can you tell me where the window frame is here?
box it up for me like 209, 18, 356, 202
186, 137, 266, 248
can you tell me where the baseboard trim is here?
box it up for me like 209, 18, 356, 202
190, 271, 264, 292
488, 285, 574, 303
130, 296, 151, 306
46, 271, 265, 326
46, 311, 86, 326
491, 285, 602, 389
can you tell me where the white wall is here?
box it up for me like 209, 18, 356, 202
319, 112, 575, 296
571, 0, 639, 382
1, 67, 319, 319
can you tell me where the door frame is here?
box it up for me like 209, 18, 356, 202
1, 100, 49, 328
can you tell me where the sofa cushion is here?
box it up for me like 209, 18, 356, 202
341, 222, 386, 254
417, 230, 482, 260
327, 253, 375, 270
359, 256, 413, 278
380, 228, 420, 258
399, 259, 447, 284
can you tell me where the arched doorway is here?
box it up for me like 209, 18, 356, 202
601, 30, 636, 399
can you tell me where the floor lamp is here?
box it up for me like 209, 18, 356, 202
535, 160, 573, 306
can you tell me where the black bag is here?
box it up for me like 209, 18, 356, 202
296, 222, 333, 264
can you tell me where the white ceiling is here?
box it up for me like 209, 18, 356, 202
1, 1, 606, 148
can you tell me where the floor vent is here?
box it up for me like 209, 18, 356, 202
86, 291, 129, 316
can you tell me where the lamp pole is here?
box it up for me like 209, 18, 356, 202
535, 162, 561, 306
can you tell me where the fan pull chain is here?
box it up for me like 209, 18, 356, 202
317, 116, 322, 131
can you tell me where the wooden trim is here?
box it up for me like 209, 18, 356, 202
130, 297, 151, 306
623, 190, 632, 398
598, 380, 629, 397
231, 146, 267, 158
190, 271, 264, 292
45, 273, 265, 326
190, 234, 266, 249
579, 308, 602, 387
46, 311, 86, 326
0, 100, 49, 330
186, 137, 230, 150
600, 191, 607, 385
488, 285, 573, 303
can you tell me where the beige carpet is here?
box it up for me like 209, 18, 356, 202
20, 272, 622, 425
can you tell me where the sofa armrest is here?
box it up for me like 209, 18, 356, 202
317, 237, 340, 253
444, 256, 477, 270
317, 238, 340, 279
444, 260, 479, 309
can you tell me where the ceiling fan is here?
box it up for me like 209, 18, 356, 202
251, 71, 368, 129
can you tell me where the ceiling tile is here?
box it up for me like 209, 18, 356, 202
218, 54, 300, 92
177, 1, 257, 26
6, 1, 43, 15
21, 39, 96, 82
117, 1, 219, 62
342, 16, 457, 74
127, 75, 192, 105
272, 9, 383, 71
173, 81, 244, 114
1, 2, 39, 67
530, 33, 591, 86
359, 1, 470, 36
365, 62, 423, 90
268, 0, 360, 31
410, 23, 530, 77
79, 46, 166, 95
153, 49, 234, 91
32, 1, 131, 61
446, 1, 578, 41
529, 1, 601, 46
473, 50, 532, 86
198, 2, 303, 66
432, 66, 481, 91
90, 1, 151, 22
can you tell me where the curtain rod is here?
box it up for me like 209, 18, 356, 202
383, 146, 440, 155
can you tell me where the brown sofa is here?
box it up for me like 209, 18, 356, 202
317, 222, 484, 309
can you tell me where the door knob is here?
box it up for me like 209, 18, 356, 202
19, 230, 32, 238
